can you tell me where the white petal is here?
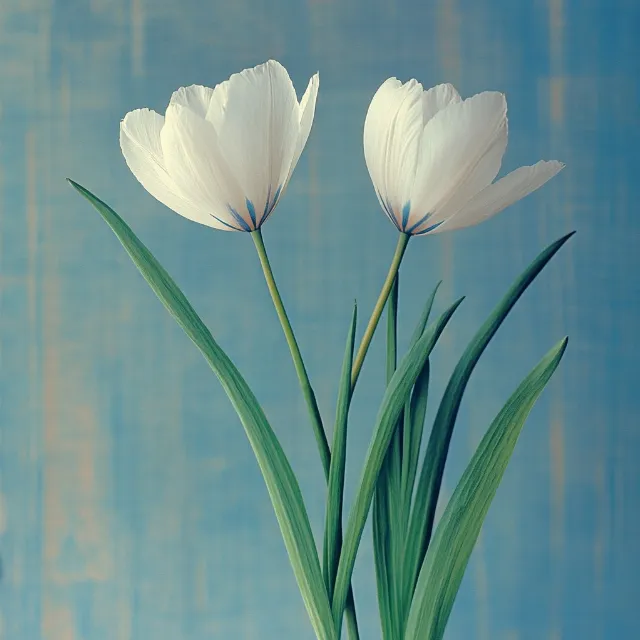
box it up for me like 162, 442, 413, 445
409, 92, 507, 231
422, 83, 461, 124
278, 72, 319, 200
435, 160, 565, 232
363, 78, 426, 229
160, 103, 248, 231
203, 60, 301, 225
169, 84, 215, 118
119, 108, 215, 227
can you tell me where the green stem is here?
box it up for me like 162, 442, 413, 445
351, 233, 410, 390
251, 229, 331, 480
251, 228, 360, 639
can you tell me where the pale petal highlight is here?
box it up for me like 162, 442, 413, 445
119, 109, 213, 226
409, 91, 508, 226
436, 160, 565, 232
421, 83, 461, 124
161, 103, 247, 230
205, 60, 301, 224
364, 78, 425, 228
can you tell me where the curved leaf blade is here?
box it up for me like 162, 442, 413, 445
404, 232, 574, 597
399, 280, 441, 517
373, 275, 401, 639
69, 180, 337, 640
404, 337, 568, 640
324, 303, 357, 599
331, 297, 465, 635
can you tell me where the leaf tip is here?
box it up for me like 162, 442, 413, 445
556, 230, 576, 247
550, 336, 569, 366
67, 178, 86, 197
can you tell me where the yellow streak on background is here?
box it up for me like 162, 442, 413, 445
132, 0, 146, 77
547, 1, 568, 639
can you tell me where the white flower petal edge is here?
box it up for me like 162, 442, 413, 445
120, 60, 319, 232
435, 160, 565, 232
364, 77, 564, 236
120, 109, 227, 228
409, 92, 507, 231
161, 103, 248, 230
364, 78, 425, 226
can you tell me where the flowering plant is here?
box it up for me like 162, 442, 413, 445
70, 60, 570, 640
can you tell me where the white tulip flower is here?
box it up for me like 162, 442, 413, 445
120, 60, 318, 231
364, 78, 564, 235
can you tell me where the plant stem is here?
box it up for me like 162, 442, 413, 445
351, 233, 410, 390
251, 229, 331, 480
251, 228, 361, 640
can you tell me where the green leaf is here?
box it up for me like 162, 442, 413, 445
373, 460, 395, 639
404, 232, 574, 599
68, 180, 337, 640
404, 337, 568, 640
373, 274, 402, 639
323, 303, 357, 600
399, 280, 441, 518
331, 296, 464, 635
400, 361, 430, 520
394, 281, 439, 635
408, 281, 442, 350
374, 276, 442, 640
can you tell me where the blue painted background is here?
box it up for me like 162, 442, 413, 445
1, 0, 638, 638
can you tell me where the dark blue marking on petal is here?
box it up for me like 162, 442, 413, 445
258, 184, 272, 226
210, 212, 243, 232
271, 184, 283, 208
406, 211, 433, 235
375, 189, 394, 223
226, 204, 252, 232
401, 201, 411, 231
260, 184, 283, 227
414, 220, 445, 236
246, 198, 257, 228
381, 195, 402, 231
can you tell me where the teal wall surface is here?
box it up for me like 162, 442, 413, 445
0, 0, 638, 638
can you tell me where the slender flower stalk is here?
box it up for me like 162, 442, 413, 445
251, 228, 331, 478
252, 228, 361, 640
351, 232, 410, 389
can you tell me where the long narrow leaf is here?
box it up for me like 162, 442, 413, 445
373, 275, 402, 639
372, 462, 395, 639
400, 362, 430, 517
408, 281, 442, 349
69, 180, 337, 640
331, 296, 464, 635
394, 282, 440, 634
399, 280, 441, 515
324, 304, 357, 599
404, 337, 568, 640
404, 232, 574, 597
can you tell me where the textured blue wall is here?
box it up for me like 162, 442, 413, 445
0, 0, 638, 638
